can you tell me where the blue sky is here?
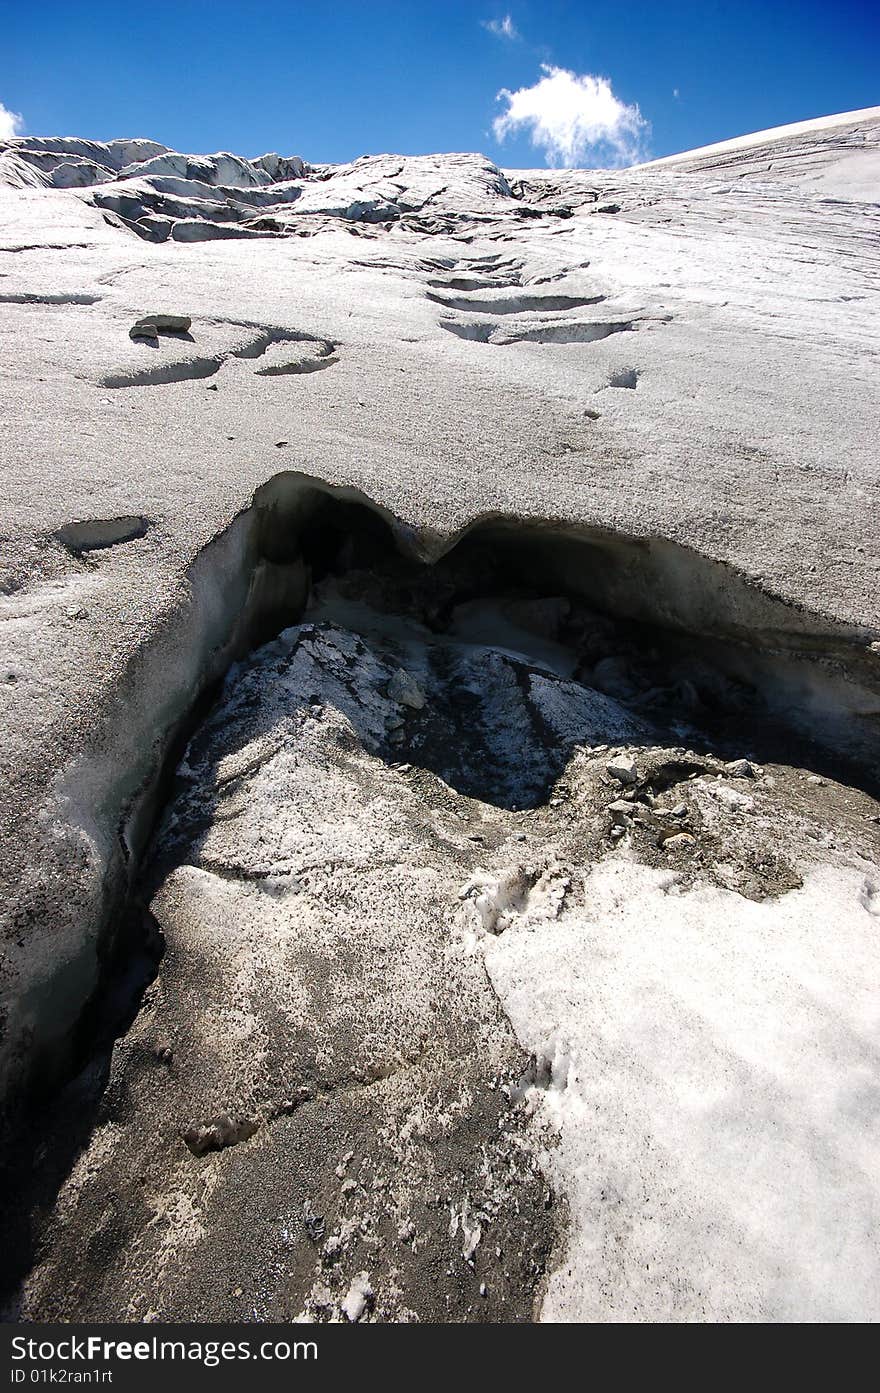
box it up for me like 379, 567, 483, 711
1, 1, 877, 167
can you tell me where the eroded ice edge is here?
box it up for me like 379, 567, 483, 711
49, 557, 873, 1324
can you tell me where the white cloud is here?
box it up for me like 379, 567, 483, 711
483, 14, 519, 41
0, 101, 23, 139
493, 64, 648, 167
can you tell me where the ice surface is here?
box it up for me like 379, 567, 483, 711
2, 106, 880, 1322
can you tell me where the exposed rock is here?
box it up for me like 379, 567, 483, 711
386, 666, 426, 709
607, 752, 638, 784
131, 313, 192, 334
725, 758, 756, 778
660, 830, 697, 851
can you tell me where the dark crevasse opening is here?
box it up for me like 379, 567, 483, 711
2, 472, 878, 1318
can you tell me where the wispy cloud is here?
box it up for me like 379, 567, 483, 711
0, 101, 23, 140
493, 64, 647, 167
483, 14, 519, 42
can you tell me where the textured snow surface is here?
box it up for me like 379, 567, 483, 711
480, 857, 880, 1321
2, 108, 880, 1323
639, 104, 880, 167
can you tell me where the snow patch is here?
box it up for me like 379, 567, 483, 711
342, 1273, 373, 1323
481, 856, 880, 1321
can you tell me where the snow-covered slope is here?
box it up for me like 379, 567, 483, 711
637, 105, 880, 200
1, 110, 879, 1324
640, 104, 880, 166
